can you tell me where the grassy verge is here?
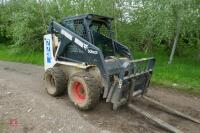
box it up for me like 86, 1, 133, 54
0, 44, 43, 65
0, 43, 200, 94
134, 46, 200, 94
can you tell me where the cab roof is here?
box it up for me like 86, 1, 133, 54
62, 14, 114, 22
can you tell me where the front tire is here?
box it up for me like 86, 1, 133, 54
68, 72, 100, 110
45, 67, 67, 96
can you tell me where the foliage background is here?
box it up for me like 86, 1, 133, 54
1, 0, 200, 52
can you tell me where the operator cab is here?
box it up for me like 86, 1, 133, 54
58, 14, 131, 75
61, 14, 115, 59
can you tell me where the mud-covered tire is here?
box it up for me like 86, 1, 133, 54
45, 67, 67, 96
68, 72, 100, 110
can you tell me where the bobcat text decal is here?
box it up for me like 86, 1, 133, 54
46, 39, 51, 63
61, 29, 98, 55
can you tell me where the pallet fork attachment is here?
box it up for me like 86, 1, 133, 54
143, 96, 200, 124
128, 90, 200, 132
128, 104, 183, 133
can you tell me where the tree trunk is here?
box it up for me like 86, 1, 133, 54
197, 32, 200, 61
112, 0, 118, 40
38, 0, 46, 28
168, 19, 181, 64
55, 0, 61, 12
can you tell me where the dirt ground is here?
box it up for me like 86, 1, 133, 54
0, 61, 200, 133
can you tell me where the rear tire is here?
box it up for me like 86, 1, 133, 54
68, 72, 100, 110
45, 67, 67, 96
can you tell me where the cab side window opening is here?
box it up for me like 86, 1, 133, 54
90, 21, 114, 58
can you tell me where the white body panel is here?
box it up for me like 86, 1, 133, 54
44, 34, 55, 70
44, 34, 90, 71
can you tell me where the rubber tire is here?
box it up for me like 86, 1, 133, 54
68, 72, 100, 110
45, 67, 67, 96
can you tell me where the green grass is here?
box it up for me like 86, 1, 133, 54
134, 46, 200, 94
0, 44, 43, 65
0, 43, 200, 94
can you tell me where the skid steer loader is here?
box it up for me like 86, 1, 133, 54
44, 14, 199, 133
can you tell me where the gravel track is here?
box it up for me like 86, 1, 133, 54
0, 61, 199, 133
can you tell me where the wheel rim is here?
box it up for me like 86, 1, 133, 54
72, 81, 86, 103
